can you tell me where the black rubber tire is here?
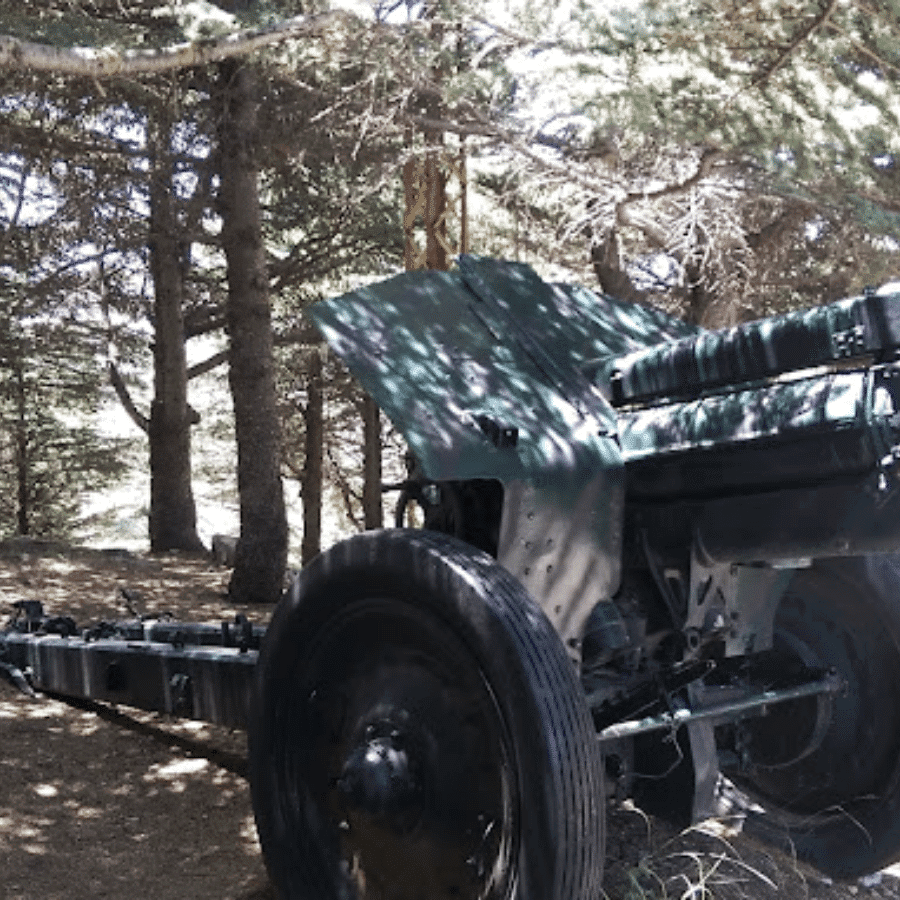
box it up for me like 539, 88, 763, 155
735, 555, 900, 879
249, 529, 605, 900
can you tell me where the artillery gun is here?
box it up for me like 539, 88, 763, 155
6, 255, 900, 899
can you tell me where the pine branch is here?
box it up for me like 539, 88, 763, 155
275, 325, 322, 347
0, 160, 31, 260
468, 15, 601, 57
325, 440, 364, 530
824, 19, 900, 77
851, 0, 900, 38
184, 309, 227, 339
620, 149, 725, 211
0, 10, 354, 77
0, 120, 205, 166
749, 0, 839, 90
616, 149, 727, 248
186, 350, 227, 380
187, 325, 322, 381
107, 362, 149, 434
403, 113, 590, 154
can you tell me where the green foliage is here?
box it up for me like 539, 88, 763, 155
0, 311, 133, 539
452, 0, 900, 321
5, 0, 900, 545
0, 129, 145, 538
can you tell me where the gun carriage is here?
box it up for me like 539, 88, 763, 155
5, 256, 900, 899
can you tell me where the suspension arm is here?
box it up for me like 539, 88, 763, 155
595, 671, 844, 744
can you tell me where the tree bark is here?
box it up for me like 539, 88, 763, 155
592, 227, 716, 325
217, 57, 287, 603
14, 363, 29, 536
361, 393, 382, 530
590, 229, 652, 306
300, 347, 323, 564
0, 11, 351, 77
147, 107, 205, 554
684, 259, 714, 327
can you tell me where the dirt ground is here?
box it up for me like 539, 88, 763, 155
2, 541, 900, 900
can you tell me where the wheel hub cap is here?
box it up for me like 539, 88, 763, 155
338, 722, 423, 832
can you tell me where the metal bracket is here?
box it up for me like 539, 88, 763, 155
686, 681, 719, 823
0, 654, 35, 697
865, 366, 900, 495
832, 324, 867, 359
7, 600, 44, 632
474, 414, 519, 449
686, 552, 792, 657
680, 551, 793, 822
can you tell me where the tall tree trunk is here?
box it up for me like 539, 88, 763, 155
361, 393, 382, 529
301, 347, 323, 564
147, 106, 205, 554
591, 229, 652, 306
684, 259, 716, 328
14, 363, 28, 536
217, 57, 287, 603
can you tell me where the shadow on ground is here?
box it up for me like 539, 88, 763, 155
3, 543, 900, 899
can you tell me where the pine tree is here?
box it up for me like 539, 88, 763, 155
0, 299, 131, 538
468, 0, 900, 320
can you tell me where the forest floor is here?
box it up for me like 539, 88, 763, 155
1, 541, 900, 900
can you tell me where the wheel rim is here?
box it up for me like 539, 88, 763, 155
735, 588, 900, 826
740, 631, 834, 772
275, 597, 518, 900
